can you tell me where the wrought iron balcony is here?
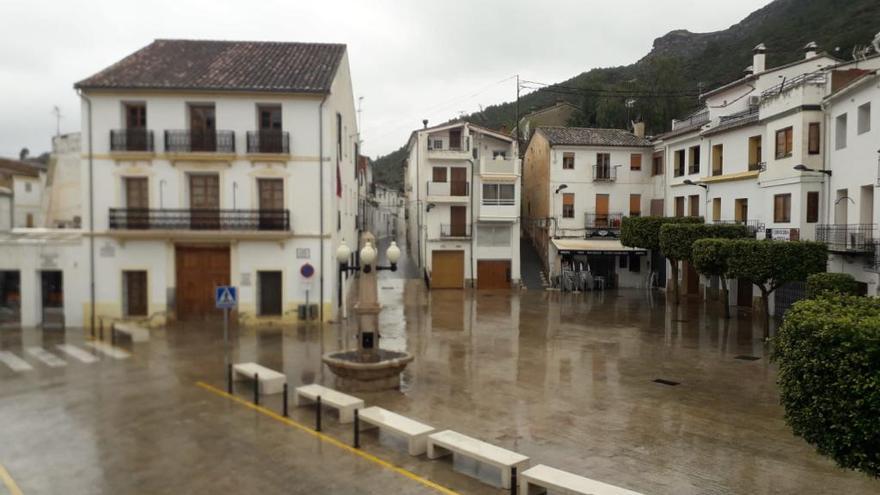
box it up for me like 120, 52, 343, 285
110, 129, 154, 152
714, 219, 765, 236
164, 130, 235, 153
593, 165, 617, 182
246, 130, 290, 154
585, 212, 623, 237
816, 224, 876, 253
439, 224, 471, 238
109, 208, 289, 231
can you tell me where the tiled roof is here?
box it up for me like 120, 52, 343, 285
0, 158, 42, 177
538, 127, 652, 147
75, 39, 346, 93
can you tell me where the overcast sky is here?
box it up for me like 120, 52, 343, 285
0, 0, 772, 159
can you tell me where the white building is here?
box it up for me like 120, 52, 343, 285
821, 56, 880, 293
74, 39, 359, 327
522, 126, 655, 288
0, 158, 47, 229
404, 121, 521, 289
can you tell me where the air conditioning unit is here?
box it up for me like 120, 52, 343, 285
747, 95, 761, 107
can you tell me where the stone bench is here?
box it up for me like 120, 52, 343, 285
520, 464, 645, 495
294, 384, 363, 424
427, 430, 529, 489
112, 322, 150, 343
358, 406, 434, 456
232, 362, 286, 395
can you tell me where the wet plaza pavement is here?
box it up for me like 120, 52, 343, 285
1, 270, 879, 494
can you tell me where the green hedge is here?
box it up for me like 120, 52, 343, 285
773, 295, 880, 477
691, 238, 734, 278
620, 216, 703, 251
726, 240, 828, 292
807, 272, 861, 298
659, 223, 750, 261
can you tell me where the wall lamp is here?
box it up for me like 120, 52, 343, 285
682, 179, 708, 190
555, 184, 569, 194
794, 164, 832, 176
426, 202, 436, 212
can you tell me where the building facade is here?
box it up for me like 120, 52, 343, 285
74, 39, 359, 327
405, 122, 521, 289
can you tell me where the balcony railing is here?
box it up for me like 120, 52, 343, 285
672, 110, 709, 130
426, 181, 469, 197
439, 224, 471, 238
481, 157, 517, 175
427, 136, 470, 152
585, 212, 623, 230
246, 130, 290, 154
164, 130, 235, 153
816, 224, 876, 253
109, 208, 289, 231
714, 219, 765, 236
110, 129, 154, 152
593, 165, 617, 182
761, 72, 826, 98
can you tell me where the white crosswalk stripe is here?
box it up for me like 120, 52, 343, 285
0, 350, 33, 372
84, 341, 130, 359
56, 344, 99, 364
25, 347, 67, 368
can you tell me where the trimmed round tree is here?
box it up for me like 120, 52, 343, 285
659, 223, 749, 305
692, 238, 735, 318
773, 295, 880, 477
726, 239, 827, 335
806, 272, 861, 298
621, 216, 703, 296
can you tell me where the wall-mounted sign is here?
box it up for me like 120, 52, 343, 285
296, 248, 311, 259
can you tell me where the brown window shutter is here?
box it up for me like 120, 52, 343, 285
562, 193, 574, 206
629, 194, 641, 216
630, 154, 642, 170
807, 191, 819, 223
433, 167, 447, 182
808, 123, 820, 154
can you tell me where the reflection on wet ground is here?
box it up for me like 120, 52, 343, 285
0, 271, 878, 494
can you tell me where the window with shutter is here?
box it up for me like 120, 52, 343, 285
630, 154, 642, 171
806, 191, 819, 223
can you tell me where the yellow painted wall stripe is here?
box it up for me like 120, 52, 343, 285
195, 381, 460, 495
0, 463, 24, 495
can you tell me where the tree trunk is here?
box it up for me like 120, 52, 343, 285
721, 276, 730, 319
759, 286, 770, 339
670, 259, 680, 305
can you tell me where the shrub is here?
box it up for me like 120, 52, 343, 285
807, 272, 861, 298
727, 240, 827, 335
773, 295, 880, 477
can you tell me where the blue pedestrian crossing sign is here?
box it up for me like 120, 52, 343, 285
215, 286, 237, 309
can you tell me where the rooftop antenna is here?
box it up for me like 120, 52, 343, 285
52, 105, 62, 137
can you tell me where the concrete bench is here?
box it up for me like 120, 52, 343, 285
427, 430, 529, 489
294, 384, 363, 424
232, 362, 286, 395
113, 322, 150, 343
358, 406, 434, 456
520, 464, 645, 495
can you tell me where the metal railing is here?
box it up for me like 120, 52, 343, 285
714, 219, 765, 236
164, 130, 235, 153
761, 72, 827, 98
427, 136, 470, 152
688, 164, 700, 175
109, 208, 289, 231
482, 197, 515, 206
585, 212, 623, 230
246, 130, 290, 154
110, 129, 154, 152
592, 165, 617, 181
816, 224, 876, 252
439, 224, 471, 238
426, 181, 469, 197
672, 110, 709, 130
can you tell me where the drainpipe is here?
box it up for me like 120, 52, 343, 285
318, 95, 327, 322
468, 141, 475, 288
77, 89, 95, 334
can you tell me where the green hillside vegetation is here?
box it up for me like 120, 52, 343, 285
372, 0, 880, 188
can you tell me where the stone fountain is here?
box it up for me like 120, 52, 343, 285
322, 232, 414, 392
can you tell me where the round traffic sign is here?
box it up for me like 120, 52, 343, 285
300, 262, 315, 279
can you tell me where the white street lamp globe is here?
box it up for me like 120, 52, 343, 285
386, 241, 401, 264
336, 242, 351, 264
360, 241, 377, 265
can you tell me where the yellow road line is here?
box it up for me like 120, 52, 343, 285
195, 381, 460, 495
0, 463, 23, 495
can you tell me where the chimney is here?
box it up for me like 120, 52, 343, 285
804, 41, 818, 59
753, 43, 767, 74
632, 121, 645, 138
422, 119, 428, 129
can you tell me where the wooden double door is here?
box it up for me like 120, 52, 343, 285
477, 260, 511, 289
175, 246, 230, 320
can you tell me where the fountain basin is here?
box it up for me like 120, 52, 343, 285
322, 349, 414, 392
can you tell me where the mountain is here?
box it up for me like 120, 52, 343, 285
371, 0, 880, 189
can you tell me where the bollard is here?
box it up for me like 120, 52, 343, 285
353, 409, 360, 448
110, 323, 116, 345
253, 373, 260, 406
99, 319, 104, 341
227, 364, 233, 394
282, 383, 289, 417
315, 396, 322, 432
510, 466, 517, 495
